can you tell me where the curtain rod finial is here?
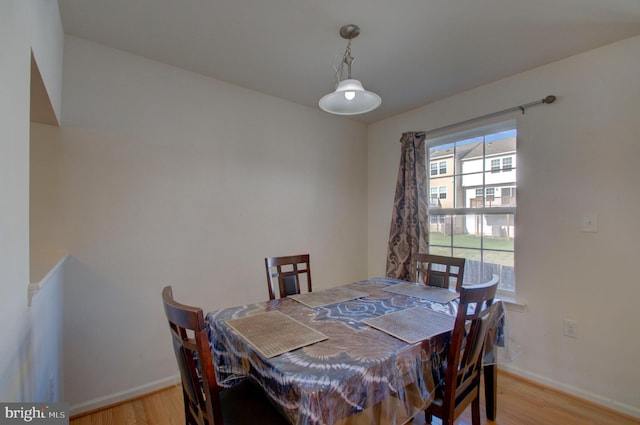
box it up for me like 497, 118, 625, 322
543, 95, 556, 104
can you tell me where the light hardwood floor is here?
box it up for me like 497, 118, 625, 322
70, 371, 640, 425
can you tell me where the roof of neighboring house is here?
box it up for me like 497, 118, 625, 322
429, 142, 478, 160
461, 137, 516, 160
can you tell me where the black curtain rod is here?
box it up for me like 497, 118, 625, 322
416, 95, 556, 138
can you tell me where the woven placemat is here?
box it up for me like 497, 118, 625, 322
226, 311, 327, 358
362, 307, 455, 344
383, 283, 459, 304
290, 286, 368, 308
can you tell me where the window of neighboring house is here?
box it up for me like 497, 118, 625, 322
431, 161, 448, 175
430, 216, 445, 224
426, 120, 516, 293
501, 187, 516, 206
430, 162, 438, 176
502, 157, 513, 171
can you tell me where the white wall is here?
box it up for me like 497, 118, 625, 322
0, 0, 33, 401
0, 0, 64, 403
30, 35, 368, 413
30, 0, 63, 124
28, 259, 65, 402
368, 35, 640, 417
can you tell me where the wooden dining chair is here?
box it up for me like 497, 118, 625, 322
264, 254, 312, 300
424, 279, 499, 425
161, 286, 288, 425
414, 253, 466, 292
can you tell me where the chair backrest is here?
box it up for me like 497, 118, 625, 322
414, 253, 465, 292
265, 254, 312, 300
162, 286, 222, 425
439, 279, 499, 421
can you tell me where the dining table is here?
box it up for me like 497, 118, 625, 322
205, 277, 505, 425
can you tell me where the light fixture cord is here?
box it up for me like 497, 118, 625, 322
333, 39, 354, 87
343, 39, 353, 79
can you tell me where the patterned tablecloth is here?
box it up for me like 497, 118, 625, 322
206, 277, 504, 425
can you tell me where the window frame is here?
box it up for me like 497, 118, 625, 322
425, 120, 517, 293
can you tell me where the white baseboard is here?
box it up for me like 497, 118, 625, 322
69, 375, 180, 416
500, 364, 640, 420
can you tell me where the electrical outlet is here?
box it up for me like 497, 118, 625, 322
563, 319, 577, 338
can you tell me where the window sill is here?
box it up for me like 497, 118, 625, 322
496, 292, 526, 312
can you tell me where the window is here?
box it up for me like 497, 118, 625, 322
430, 216, 445, 224
430, 161, 448, 176
501, 187, 516, 206
430, 163, 438, 176
502, 157, 513, 171
501, 187, 514, 197
490, 159, 501, 173
431, 186, 447, 199
426, 120, 516, 292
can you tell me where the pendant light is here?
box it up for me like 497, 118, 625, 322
319, 25, 381, 116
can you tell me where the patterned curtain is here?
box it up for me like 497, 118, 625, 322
385, 132, 428, 281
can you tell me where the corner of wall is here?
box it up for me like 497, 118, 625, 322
29, 0, 64, 125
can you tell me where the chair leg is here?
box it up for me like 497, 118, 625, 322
484, 363, 497, 420
182, 392, 197, 425
471, 395, 481, 425
424, 412, 433, 424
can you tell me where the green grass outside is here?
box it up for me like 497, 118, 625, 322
428, 232, 514, 267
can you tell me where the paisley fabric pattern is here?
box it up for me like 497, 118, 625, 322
385, 132, 429, 282
206, 278, 504, 425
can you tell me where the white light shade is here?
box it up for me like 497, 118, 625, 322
318, 79, 381, 115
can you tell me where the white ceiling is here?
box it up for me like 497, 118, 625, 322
57, 0, 640, 123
